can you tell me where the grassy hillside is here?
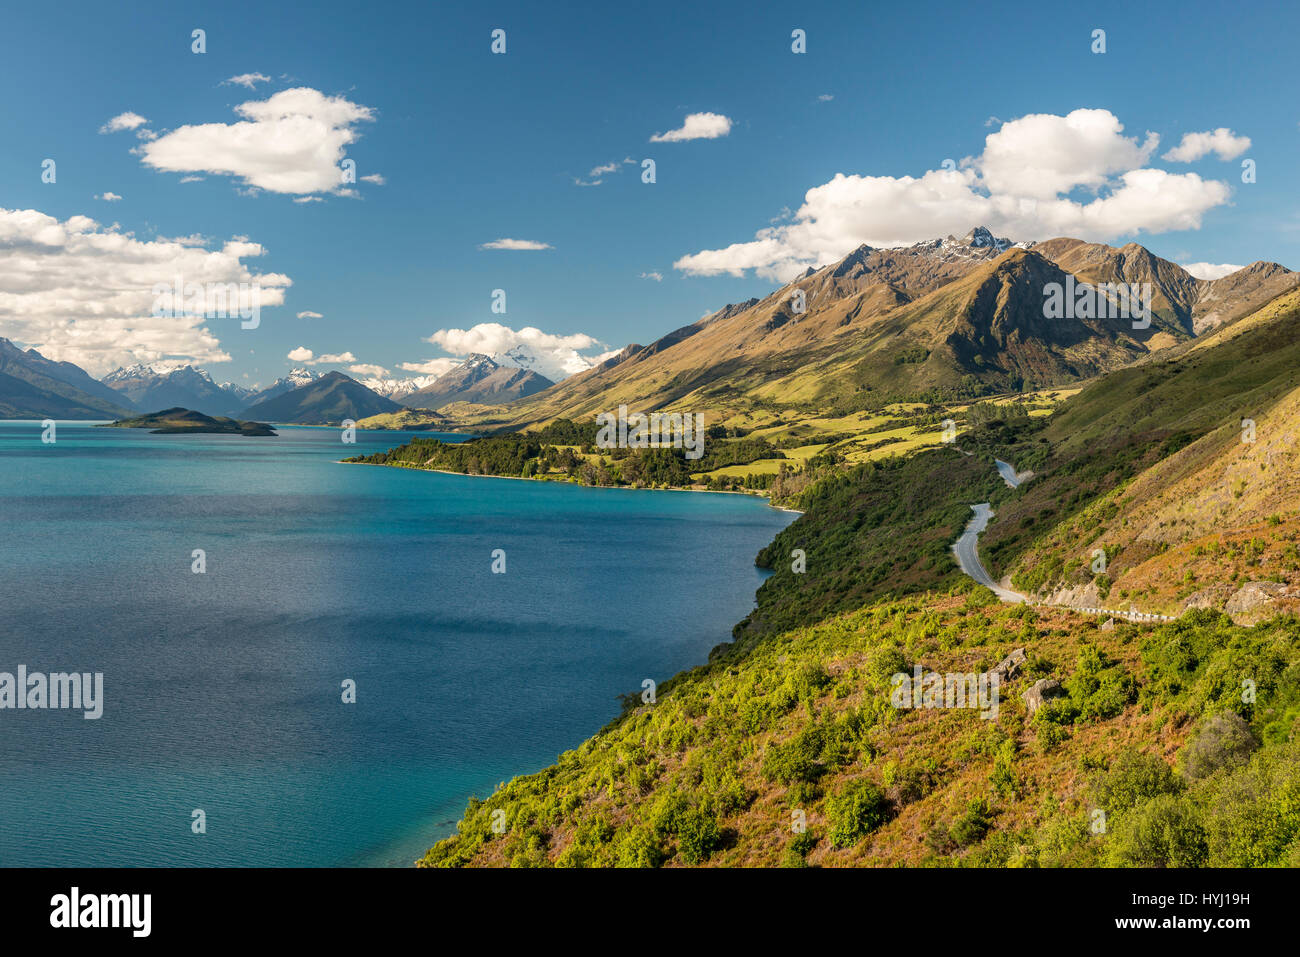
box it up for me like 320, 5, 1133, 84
980, 287, 1300, 617
408, 268, 1300, 870
422, 595, 1300, 867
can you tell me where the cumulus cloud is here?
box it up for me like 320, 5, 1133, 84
424, 322, 605, 380
398, 358, 461, 377
99, 112, 148, 134
296, 310, 323, 319
348, 363, 387, 377
95, 192, 122, 202
0, 207, 289, 374
1180, 261, 1245, 280
137, 87, 375, 196
479, 238, 552, 250
314, 351, 355, 364
360, 173, 385, 185
223, 73, 271, 89
287, 346, 314, 362
650, 112, 732, 143
1162, 128, 1251, 163
640, 271, 663, 281
675, 109, 1234, 281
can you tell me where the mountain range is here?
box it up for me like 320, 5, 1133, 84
476, 228, 1296, 427
102, 364, 254, 418
398, 353, 554, 409
0, 338, 132, 418
2, 228, 1295, 425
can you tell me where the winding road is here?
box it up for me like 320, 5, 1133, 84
951, 459, 1031, 603
951, 455, 1176, 621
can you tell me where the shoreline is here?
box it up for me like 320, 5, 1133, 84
338, 459, 806, 514
341, 453, 802, 863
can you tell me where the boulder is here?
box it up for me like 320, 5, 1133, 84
1100, 617, 1116, 631
1023, 678, 1065, 716
989, 647, 1027, 683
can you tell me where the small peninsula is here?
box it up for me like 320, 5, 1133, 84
100, 407, 277, 436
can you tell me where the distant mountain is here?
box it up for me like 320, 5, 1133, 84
102, 364, 250, 417
239, 370, 402, 424
400, 354, 554, 409
488, 228, 1296, 427
240, 368, 322, 407
1033, 238, 1300, 336
0, 338, 133, 418
358, 373, 441, 400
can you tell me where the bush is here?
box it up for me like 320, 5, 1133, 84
1179, 712, 1260, 780
676, 808, 721, 864
1106, 794, 1208, 867
950, 798, 995, 848
782, 829, 818, 868
1091, 748, 1179, 814
826, 780, 890, 848
615, 826, 664, 868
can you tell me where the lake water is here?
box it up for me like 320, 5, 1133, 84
0, 422, 795, 866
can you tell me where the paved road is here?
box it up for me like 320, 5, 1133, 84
952, 455, 1176, 620
949, 456, 1031, 603
952, 502, 1027, 603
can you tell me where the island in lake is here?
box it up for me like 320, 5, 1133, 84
100, 407, 277, 436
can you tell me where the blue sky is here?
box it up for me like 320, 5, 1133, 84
2, 0, 1297, 387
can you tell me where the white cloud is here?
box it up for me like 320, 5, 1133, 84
292, 196, 324, 204
296, 310, 323, 319
574, 159, 634, 186
980, 109, 1158, 199
223, 73, 272, 89
285, 346, 357, 365
348, 363, 387, 377
640, 271, 663, 281
650, 112, 733, 143
675, 109, 1233, 281
138, 87, 375, 196
398, 358, 461, 376
95, 192, 122, 202
817, 94, 834, 102
99, 112, 149, 134
1162, 128, 1251, 163
0, 207, 289, 374
479, 238, 552, 250
313, 351, 355, 364
360, 173, 385, 185
425, 322, 605, 380
1180, 261, 1245, 280
178, 175, 204, 183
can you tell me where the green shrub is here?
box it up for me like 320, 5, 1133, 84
1091, 748, 1179, 814
950, 798, 995, 847
1106, 794, 1208, 867
676, 808, 721, 864
826, 780, 890, 848
1180, 712, 1260, 780
615, 826, 664, 868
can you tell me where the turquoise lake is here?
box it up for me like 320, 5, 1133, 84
0, 421, 795, 866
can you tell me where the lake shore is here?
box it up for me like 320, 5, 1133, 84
338, 459, 806, 514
